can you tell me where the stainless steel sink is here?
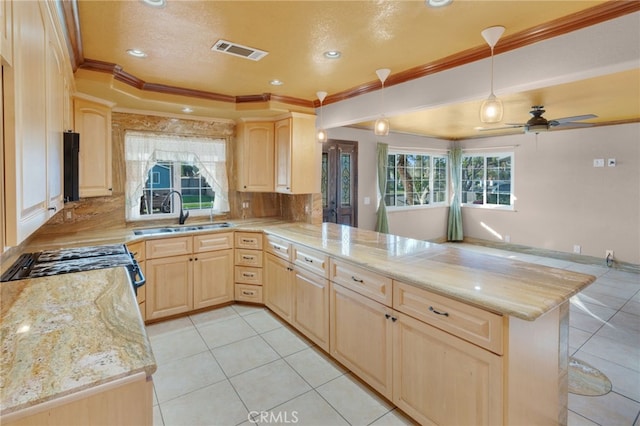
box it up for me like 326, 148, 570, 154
133, 222, 235, 236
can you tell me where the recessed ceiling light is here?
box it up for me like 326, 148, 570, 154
141, 0, 166, 7
182, 107, 193, 113
324, 51, 342, 59
270, 79, 284, 86
127, 49, 147, 58
426, 0, 452, 7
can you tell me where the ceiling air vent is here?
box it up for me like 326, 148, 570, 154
211, 39, 268, 61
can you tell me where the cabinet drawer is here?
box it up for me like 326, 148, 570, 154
127, 241, 145, 261
146, 237, 192, 259
264, 234, 292, 261
393, 281, 503, 354
235, 266, 263, 285
194, 232, 233, 253
235, 249, 263, 267
235, 284, 263, 303
235, 232, 263, 250
292, 244, 329, 278
329, 259, 392, 307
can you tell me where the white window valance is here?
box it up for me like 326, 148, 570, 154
124, 131, 229, 220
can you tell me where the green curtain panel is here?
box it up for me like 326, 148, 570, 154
375, 142, 389, 233
447, 147, 463, 241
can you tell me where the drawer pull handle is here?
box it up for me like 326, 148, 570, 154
242, 273, 255, 278
429, 306, 449, 317
273, 245, 281, 250
304, 257, 313, 263
242, 239, 254, 243
242, 290, 255, 296
242, 255, 255, 260
351, 276, 364, 283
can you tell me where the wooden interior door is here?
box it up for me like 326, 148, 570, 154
322, 140, 358, 226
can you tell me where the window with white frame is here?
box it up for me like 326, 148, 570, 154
385, 152, 448, 208
124, 131, 229, 221
461, 152, 513, 208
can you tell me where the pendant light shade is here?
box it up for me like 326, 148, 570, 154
374, 68, 391, 136
480, 26, 505, 123
316, 91, 328, 143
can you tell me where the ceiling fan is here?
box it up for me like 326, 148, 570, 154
480, 106, 598, 133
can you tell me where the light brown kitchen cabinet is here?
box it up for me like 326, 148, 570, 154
264, 252, 294, 322
145, 233, 233, 321
392, 311, 503, 426
3, 0, 71, 246
73, 96, 113, 197
329, 282, 394, 400
290, 243, 330, 350
234, 231, 264, 303
274, 113, 319, 194
292, 266, 329, 351
0, 0, 12, 66
236, 120, 274, 192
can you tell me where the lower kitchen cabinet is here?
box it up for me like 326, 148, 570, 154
393, 311, 503, 426
291, 267, 329, 351
193, 249, 233, 310
329, 282, 394, 400
145, 233, 233, 321
146, 254, 193, 320
264, 253, 293, 322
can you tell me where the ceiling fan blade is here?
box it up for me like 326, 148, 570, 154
478, 125, 523, 132
552, 122, 595, 128
551, 114, 597, 124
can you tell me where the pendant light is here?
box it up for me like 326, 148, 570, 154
374, 68, 390, 136
316, 91, 328, 143
479, 26, 505, 123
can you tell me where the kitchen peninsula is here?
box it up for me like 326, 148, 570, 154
0, 267, 156, 425
1, 221, 595, 425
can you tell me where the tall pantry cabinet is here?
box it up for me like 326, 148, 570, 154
2, 0, 74, 246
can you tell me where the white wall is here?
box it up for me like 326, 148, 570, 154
327, 123, 640, 265
326, 127, 450, 241
459, 123, 639, 264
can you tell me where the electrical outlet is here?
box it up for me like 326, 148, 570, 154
606, 250, 614, 259
573, 244, 581, 254
65, 209, 73, 221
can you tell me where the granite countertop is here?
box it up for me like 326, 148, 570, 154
0, 267, 156, 416
262, 222, 597, 321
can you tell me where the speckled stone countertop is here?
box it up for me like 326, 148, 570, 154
261, 222, 596, 321
0, 268, 156, 416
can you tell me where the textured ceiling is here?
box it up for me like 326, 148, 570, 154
72, 0, 640, 139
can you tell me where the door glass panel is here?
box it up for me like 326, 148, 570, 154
340, 153, 351, 207
322, 152, 328, 208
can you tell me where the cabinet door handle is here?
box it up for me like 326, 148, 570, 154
429, 306, 449, 317
351, 276, 364, 283
385, 313, 390, 319
287, 267, 294, 272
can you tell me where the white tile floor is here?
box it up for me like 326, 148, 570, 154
147, 244, 640, 426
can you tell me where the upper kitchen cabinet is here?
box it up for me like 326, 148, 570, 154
0, 0, 13, 65
3, 0, 72, 246
274, 113, 320, 194
236, 120, 274, 192
73, 96, 114, 197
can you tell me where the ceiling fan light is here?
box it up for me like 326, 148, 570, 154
374, 117, 390, 136
480, 94, 503, 123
